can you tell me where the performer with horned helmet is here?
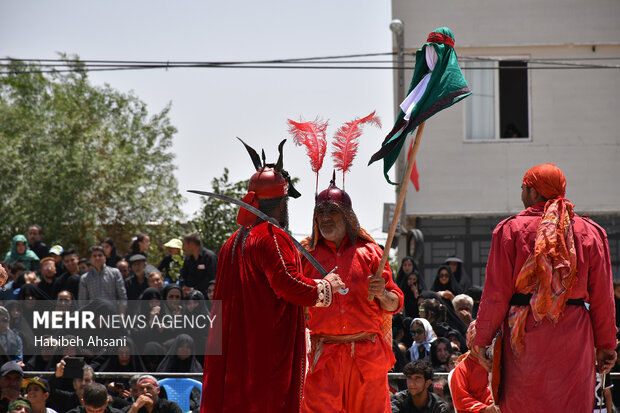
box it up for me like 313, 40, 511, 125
290, 113, 403, 413
473, 163, 616, 412
199, 138, 345, 413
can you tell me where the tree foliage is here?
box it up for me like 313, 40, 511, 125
0, 57, 184, 255
192, 168, 248, 253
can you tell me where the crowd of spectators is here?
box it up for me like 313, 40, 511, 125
0, 225, 216, 412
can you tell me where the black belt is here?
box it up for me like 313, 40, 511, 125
510, 293, 584, 306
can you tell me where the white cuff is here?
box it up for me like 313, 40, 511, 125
315, 279, 333, 307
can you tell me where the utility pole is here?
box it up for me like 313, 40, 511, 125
389, 19, 408, 261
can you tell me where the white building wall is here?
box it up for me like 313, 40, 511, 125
391, 1, 620, 218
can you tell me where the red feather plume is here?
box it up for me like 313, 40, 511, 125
331, 111, 381, 188
287, 118, 328, 193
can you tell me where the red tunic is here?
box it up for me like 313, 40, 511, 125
449, 355, 493, 413
300, 236, 404, 413
474, 204, 616, 413
200, 222, 332, 413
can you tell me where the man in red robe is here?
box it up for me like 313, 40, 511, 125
473, 163, 617, 413
200, 141, 345, 413
300, 179, 404, 413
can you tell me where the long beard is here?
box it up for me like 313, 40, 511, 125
278, 199, 289, 229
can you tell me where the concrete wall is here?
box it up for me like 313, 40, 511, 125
391, 1, 620, 217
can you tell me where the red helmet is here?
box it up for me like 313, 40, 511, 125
237, 138, 300, 226
316, 172, 351, 208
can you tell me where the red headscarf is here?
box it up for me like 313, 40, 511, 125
522, 163, 566, 199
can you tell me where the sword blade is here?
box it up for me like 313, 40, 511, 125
188, 189, 329, 277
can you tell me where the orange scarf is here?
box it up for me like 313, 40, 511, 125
507, 198, 577, 357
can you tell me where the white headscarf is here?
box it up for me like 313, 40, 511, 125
407, 317, 437, 361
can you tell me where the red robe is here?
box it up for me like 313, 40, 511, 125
474, 204, 616, 413
200, 222, 332, 413
300, 235, 403, 413
449, 355, 493, 413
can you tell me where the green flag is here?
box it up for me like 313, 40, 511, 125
369, 27, 471, 184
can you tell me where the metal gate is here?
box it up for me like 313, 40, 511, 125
414, 214, 619, 289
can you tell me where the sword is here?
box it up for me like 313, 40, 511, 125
188, 189, 349, 294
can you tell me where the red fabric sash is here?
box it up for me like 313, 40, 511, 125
427, 32, 455, 48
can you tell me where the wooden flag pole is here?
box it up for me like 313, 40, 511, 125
369, 122, 425, 300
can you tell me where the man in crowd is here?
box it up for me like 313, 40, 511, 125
7, 398, 30, 413
36, 257, 57, 300
78, 246, 127, 311
49, 360, 94, 412
451, 294, 474, 327
0, 362, 24, 412
200, 141, 345, 412
125, 255, 149, 301
390, 360, 449, 413
68, 383, 122, 413
474, 163, 617, 412
116, 260, 130, 280
179, 233, 217, 297
27, 226, 48, 261
125, 376, 181, 413
300, 179, 403, 413
22, 377, 51, 413
53, 248, 81, 300
48, 245, 64, 275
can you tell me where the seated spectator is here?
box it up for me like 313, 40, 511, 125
465, 286, 482, 319
24, 334, 56, 372
449, 321, 497, 413
22, 377, 56, 413
131, 289, 169, 352
0, 307, 22, 363
98, 338, 146, 381
0, 263, 23, 302
5, 302, 34, 360
8, 397, 31, 413
141, 343, 164, 373
155, 334, 202, 373
47, 246, 64, 276
397, 258, 424, 320
0, 362, 24, 410
447, 352, 461, 372
48, 362, 94, 413
157, 239, 184, 284
161, 285, 183, 317
408, 318, 436, 362
419, 291, 468, 339
184, 290, 209, 364
36, 258, 57, 301
125, 255, 149, 301
67, 382, 123, 413
77, 259, 91, 275
123, 375, 182, 413
444, 256, 472, 292
4, 236, 39, 272
430, 337, 453, 373
101, 238, 122, 269
145, 272, 163, 294
452, 294, 474, 328
431, 265, 461, 301
116, 260, 130, 281
390, 360, 449, 413
395, 256, 424, 288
